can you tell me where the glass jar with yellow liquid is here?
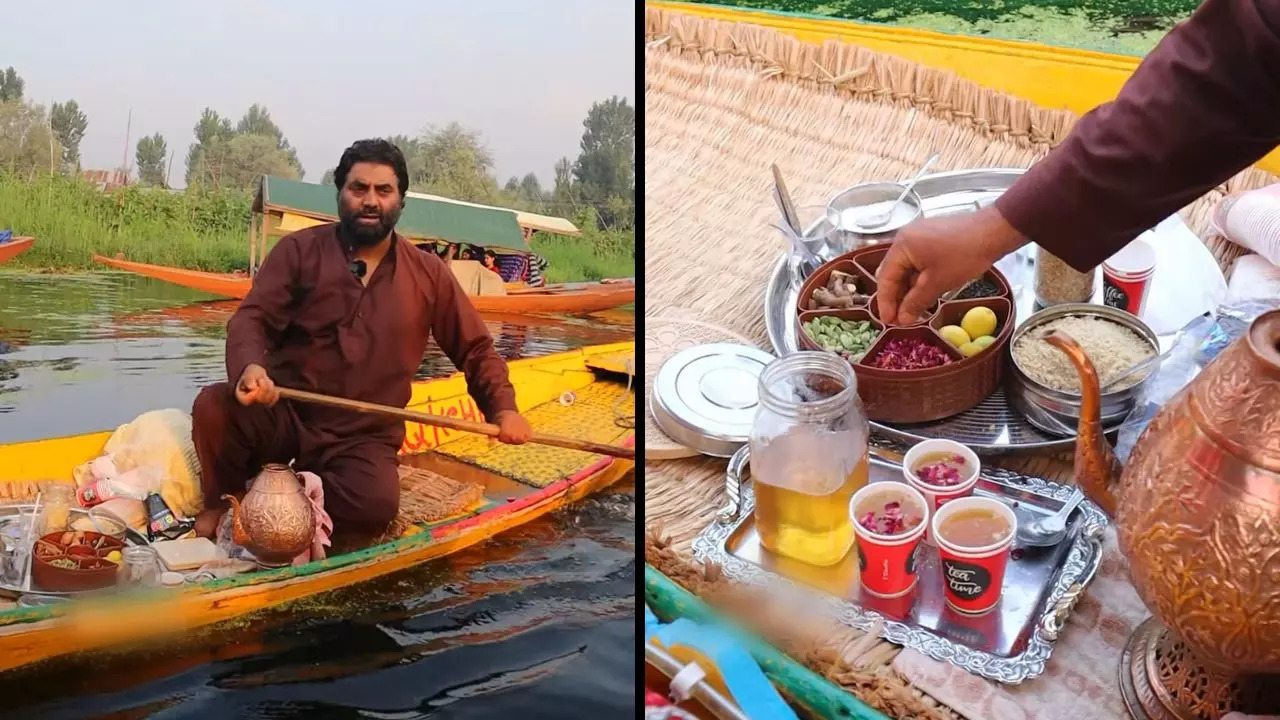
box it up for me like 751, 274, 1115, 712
750, 351, 869, 567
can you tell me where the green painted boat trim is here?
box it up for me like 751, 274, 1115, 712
0, 525, 441, 627
0, 482, 573, 627
0, 503, 495, 626
644, 564, 889, 720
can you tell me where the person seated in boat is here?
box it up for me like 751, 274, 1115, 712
873, 0, 1280, 326
526, 252, 549, 288
439, 242, 458, 264
190, 138, 533, 548
458, 245, 476, 262
494, 252, 529, 283
481, 250, 502, 276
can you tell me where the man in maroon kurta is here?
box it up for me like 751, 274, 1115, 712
192, 139, 532, 543
875, 0, 1280, 324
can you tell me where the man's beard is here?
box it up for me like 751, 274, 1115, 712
339, 207, 399, 247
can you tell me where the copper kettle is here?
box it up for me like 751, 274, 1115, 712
1048, 310, 1280, 718
222, 463, 315, 567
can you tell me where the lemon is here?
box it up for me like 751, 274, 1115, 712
961, 307, 998, 339
105, 550, 122, 564
972, 335, 997, 350
958, 341, 984, 357
938, 325, 970, 348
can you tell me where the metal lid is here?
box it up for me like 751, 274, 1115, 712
650, 343, 775, 457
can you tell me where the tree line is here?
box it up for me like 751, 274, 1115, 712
0, 65, 634, 232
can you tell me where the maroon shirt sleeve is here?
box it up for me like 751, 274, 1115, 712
225, 234, 299, 384
995, 0, 1280, 272
424, 257, 518, 420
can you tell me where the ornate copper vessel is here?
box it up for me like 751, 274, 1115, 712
1048, 310, 1280, 720
223, 463, 315, 568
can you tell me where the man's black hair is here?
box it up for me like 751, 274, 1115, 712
333, 139, 410, 195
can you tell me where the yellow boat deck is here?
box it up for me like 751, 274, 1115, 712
438, 380, 635, 487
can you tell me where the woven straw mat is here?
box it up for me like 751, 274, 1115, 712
645, 313, 755, 460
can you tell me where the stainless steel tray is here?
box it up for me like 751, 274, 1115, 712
0, 503, 124, 599
692, 451, 1107, 684
764, 167, 1117, 453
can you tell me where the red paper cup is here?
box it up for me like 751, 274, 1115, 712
1102, 235, 1155, 318
931, 496, 1017, 616
903, 439, 980, 543
849, 482, 928, 599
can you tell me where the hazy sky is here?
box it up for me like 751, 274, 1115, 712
4, 0, 635, 187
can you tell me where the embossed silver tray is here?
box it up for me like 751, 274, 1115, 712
692, 450, 1108, 684
765, 167, 1107, 453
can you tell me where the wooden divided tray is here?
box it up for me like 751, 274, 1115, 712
796, 243, 1016, 424
765, 168, 1069, 452
694, 452, 1107, 684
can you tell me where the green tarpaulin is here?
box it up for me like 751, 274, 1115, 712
255, 176, 528, 252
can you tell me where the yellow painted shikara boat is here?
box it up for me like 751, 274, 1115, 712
0, 341, 635, 673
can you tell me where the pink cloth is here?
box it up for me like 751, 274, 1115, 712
292, 471, 333, 566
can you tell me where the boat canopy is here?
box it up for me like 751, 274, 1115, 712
405, 191, 581, 237
253, 176, 528, 252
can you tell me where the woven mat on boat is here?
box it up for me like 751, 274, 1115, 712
383, 465, 486, 539
643, 6, 1278, 719
436, 379, 634, 488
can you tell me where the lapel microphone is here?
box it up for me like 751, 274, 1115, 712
349, 259, 367, 278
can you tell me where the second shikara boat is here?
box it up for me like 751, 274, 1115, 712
93, 176, 634, 314
0, 340, 635, 673
91, 255, 636, 314
0, 237, 34, 265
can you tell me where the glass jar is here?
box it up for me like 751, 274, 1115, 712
1034, 248, 1096, 306
39, 482, 74, 536
118, 545, 161, 587
749, 351, 870, 567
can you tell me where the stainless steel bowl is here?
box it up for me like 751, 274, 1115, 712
1006, 303, 1158, 437
825, 181, 923, 252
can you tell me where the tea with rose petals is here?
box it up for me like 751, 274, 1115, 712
911, 451, 973, 487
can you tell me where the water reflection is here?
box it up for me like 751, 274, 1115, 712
0, 272, 634, 442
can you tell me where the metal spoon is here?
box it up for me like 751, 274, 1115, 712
855, 152, 940, 230
1016, 488, 1085, 548
770, 163, 803, 235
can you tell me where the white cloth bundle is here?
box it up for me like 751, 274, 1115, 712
1214, 184, 1280, 267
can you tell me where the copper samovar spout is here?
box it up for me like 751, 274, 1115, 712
1044, 330, 1122, 517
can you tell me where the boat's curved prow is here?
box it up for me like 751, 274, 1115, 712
92, 255, 252, 298
0, 237, 35, 265
92, 254, 634, 313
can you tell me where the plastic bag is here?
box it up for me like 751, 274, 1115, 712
71, 409, 203, 517
1227, 254, 1280, 302
1115, 299, 1280, 463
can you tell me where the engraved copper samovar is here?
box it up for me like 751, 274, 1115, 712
1048, 310, 1280, 719
223, 463, 315, 567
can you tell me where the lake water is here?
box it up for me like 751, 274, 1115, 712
0, 272, 637, 719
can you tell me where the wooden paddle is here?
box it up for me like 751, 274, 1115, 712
276, 387, 635, 461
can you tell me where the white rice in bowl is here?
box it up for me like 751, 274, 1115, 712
1011, 314, 1156, 393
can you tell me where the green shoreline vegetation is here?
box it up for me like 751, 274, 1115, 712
0, 173, 634, 284
0, 67, 634, 285
684, 1, 1197, 55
